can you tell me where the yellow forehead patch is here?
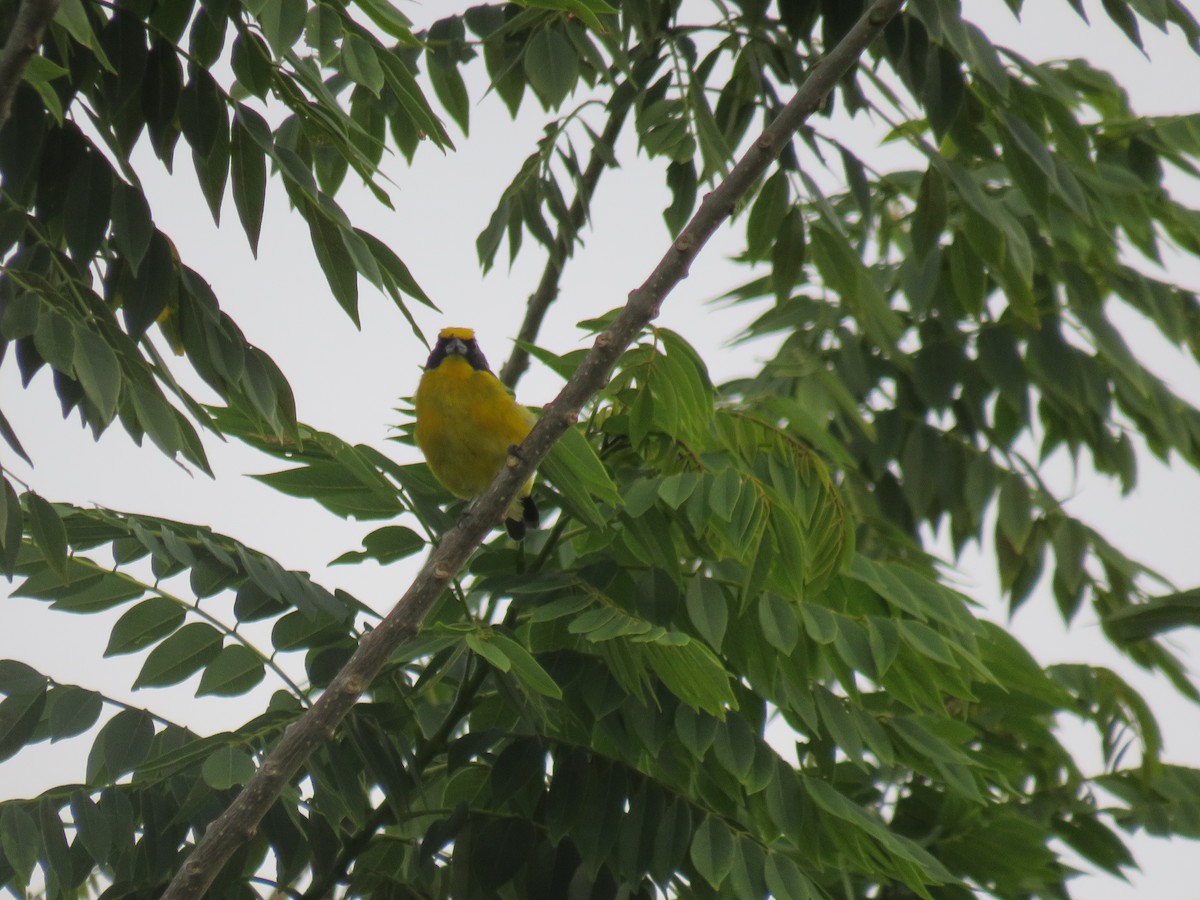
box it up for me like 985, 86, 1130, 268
439, 326, 476, 341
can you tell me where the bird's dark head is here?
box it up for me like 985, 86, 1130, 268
425, 327, 492, 372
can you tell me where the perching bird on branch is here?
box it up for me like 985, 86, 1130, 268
414, 327, 540, 540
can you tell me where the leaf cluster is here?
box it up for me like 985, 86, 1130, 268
3, 0, 1200, 897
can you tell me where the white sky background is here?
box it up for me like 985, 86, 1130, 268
2, 0, 1200, 896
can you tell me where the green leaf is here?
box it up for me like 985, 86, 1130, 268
524, 27, 578, 110
110, 182, 154, 275
332, 524, 424, 565
810, 221, 901, 352
524, 0, 617, 33
489, 634, 562, 699
104, 597, 185, 656
759, 592, 800, 654
33, 309, 74, 373
133, 621, 223, 688
690, 815, 736, 889
85, 708, 154, 784
771, 208, 806, 302
25, 493, 67, 580
997, 474, 1033, 551
803, 775, 955, 883
231, 31, 273, 98
426, 51, 470, 134
229, 114, 267, 256
0, 686, 48, 763
686, 577, 728, 650
69, 791, 110, 864
354, 0, 418, 40
201, 744, 257, 789
21, 55, 68, 122
258, 0, 306, 56
0, 804, 40, 888
197, 645, 266, 697
747, 171, 790, 261
118, 230, 174, 338
64, 148, 113, 260
45, 685, 103, 742
1103, 588, 1200, 643
0, 413, 30, 474
0, 660, 46, 695
644, 638, 736, 718
341, 33, 385, 95
304, 202, 360, 324
55, 0, 113, 69
542, 424, 619, 527
765, 852, 814, 900
465, 631, 511, 672
73, 329, 121, 423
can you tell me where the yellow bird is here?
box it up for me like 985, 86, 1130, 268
414, 327, 539, 540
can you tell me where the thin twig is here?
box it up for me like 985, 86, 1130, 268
498, 78, 636, 390
0, 0, 61, 130
160, 2, 906, 896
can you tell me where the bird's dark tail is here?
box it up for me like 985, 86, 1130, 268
505, 495, 540, 541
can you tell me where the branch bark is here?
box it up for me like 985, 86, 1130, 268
161, 1, 906, 895
0, 0, 60, 130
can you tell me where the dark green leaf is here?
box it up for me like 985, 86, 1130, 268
341, 33, 385, 95
524, 27, 578, 110
231, 31, 273, 98
690, 815, 736, 889
133, 621, 223, 688
118, 230, 174, 338
332, 525, 424, 565
0, 804, 39, 888
45, 685, 103, 742
104, 597, 185, 656
258, 0, 306, 56
196, 644, 267, 697
73, 329, 121, 423
0, 686, 47, 762
110, 182, 154, 275
231, 111, 268, 256
1104, 588, 1200, 643
686, 577, 728, 650
201, 744, 257, 789
64, 148, 113, 261
25, 493, 67, 579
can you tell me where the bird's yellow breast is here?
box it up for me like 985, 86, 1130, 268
414, 355, 535, 499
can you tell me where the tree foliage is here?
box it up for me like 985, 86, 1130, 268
2, 0, 1200, 896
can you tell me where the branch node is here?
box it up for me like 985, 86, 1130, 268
674, 234, 695, 253
432, 565, 451, 580
596, 332, 612, 348
343, 675, 365, 694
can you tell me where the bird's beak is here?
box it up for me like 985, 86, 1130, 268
445, 338, 469, 356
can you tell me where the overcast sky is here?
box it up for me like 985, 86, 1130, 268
2, 0, 1199, 896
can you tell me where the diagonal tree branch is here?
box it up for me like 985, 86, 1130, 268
0, 0, 60, 130
161, 1, 906, 896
